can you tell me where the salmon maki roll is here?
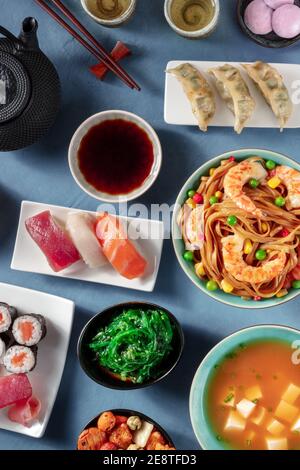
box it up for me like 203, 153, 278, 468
95, 213, 147, 280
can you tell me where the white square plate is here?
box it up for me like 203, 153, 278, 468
11, 201, 164, 292
164, 61, 300, 129
0, 282, 74, 438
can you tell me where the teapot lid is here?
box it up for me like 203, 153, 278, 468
0, 50, 31, 124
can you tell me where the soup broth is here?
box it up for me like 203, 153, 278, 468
206, 341, 300, 450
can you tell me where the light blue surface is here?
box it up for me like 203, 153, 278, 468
190, 325, 300, 450
1, 0, 300, 451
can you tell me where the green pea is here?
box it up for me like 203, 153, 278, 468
292, 280, 300, 289
183, 251, 194, 262
266, 160, 276, 170
206, 280, 219, 291
227, 215, 238, 227
275, 197, 286, 208
209, 196, 219, 206
187, 189, 196, 198
249, 178, 259, 189
256, 249, 267, 261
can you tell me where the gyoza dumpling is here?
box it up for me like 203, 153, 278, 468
208, 64, 255, 134
168, 63, 216, 132
242, 61, 292, 131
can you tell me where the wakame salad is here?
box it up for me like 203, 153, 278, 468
89, 308, 175, 384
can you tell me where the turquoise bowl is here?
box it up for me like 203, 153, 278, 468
189, 324, 300, 450
172, 148, 300, 309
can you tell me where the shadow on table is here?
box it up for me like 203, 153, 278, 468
44, 305, 92, 446
149, 324, 220, 402
0, 185, 19, 248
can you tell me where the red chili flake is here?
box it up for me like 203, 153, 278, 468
254, 296, 262, 301
268, 169, 276, 178
280, 229, 289, 238
228, 156, 235, 162
90, 41, 132, 80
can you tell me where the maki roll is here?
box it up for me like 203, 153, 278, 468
3, 345, 37, 373
0, 303, 17, 333
12, 314, 47, 347
0, 333, 13, 364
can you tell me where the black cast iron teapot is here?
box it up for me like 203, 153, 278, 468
0, 17, 61, 152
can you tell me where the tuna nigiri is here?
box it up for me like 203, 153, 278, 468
25, 211, 81, 272
0, 374, 32, 409
95, 213, 147, 280
66, 212, 107, 269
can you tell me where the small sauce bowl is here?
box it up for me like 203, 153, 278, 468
164, 0, 220, 39
81, 0, 136, 27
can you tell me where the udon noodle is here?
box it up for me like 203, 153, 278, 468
179, 156, 300, 300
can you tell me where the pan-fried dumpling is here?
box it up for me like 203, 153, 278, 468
242, 61, 292, 131
208, 64, 255, 134
168, 63, 216, 132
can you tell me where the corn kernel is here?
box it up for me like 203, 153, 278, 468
276, 289, 288, 298
244, 239, 253, 255
186, 198, 196, 209
209, 168, 216, 177
261, 222, 268, 233
215, 191, 223, 200
268, 177, 282, 190
195, 262, 206, 278
221, 280, 234, 293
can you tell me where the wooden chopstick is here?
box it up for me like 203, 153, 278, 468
35, 0, 140, 91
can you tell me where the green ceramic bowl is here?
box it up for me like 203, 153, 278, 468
189, 324, 300, 450
172, 148, 300, 309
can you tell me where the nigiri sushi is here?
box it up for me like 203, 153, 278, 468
66, 212, 107, 269
0, 374, 32, 409
96, 213, 147, 280
25, 211, 81, 272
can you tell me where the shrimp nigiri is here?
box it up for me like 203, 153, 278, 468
95, 213, 147, 280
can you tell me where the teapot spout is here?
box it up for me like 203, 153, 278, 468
19, 17, 39, 50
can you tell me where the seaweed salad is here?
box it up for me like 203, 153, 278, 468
89, 308, 174, 384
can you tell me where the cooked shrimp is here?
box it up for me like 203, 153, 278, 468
221, 233, 286, 284
275, 166, 300, 209
224, 160, 267, 218
185, 205, 205, 251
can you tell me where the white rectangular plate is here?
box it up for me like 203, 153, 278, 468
11, 201, 164, 292
164, 61, 300, 129
0, 282, 74, 438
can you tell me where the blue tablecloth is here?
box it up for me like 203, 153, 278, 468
1, 0, 300, 451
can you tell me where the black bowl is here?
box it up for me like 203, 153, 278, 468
77, 409, 175, 450
77, 302, 184, 390
237, 0, 300, 48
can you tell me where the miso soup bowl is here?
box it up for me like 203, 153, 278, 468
172, 148, 300, 309
190, 324, 300, 450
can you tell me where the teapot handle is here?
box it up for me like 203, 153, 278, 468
0, 25, 23, 47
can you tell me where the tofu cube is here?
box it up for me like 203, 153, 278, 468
251, 406, 267, 426
245, 385, 263, 402
275, 400, 299, 424
291, 416, 300, 433
266, 437, 288, 451
282, 384, 300, 405
224, 410, 246, 432
236, 399, 256, 419
266, 419, 285, 436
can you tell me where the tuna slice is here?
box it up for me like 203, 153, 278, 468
96, 213, 147, 280
25, 211, 81, 272
0, 374, 32, 409
8, 396, 41, 427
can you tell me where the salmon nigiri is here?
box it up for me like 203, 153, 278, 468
95, 213, 147, 280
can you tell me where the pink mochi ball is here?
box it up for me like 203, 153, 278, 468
264, 0, 294, 8
272, 4, 300, 38
244, 0, 273, 35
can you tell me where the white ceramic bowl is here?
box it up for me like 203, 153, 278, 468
68, 110, 162, 203
164, 0, 220, 39
81, 0, 136, 27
